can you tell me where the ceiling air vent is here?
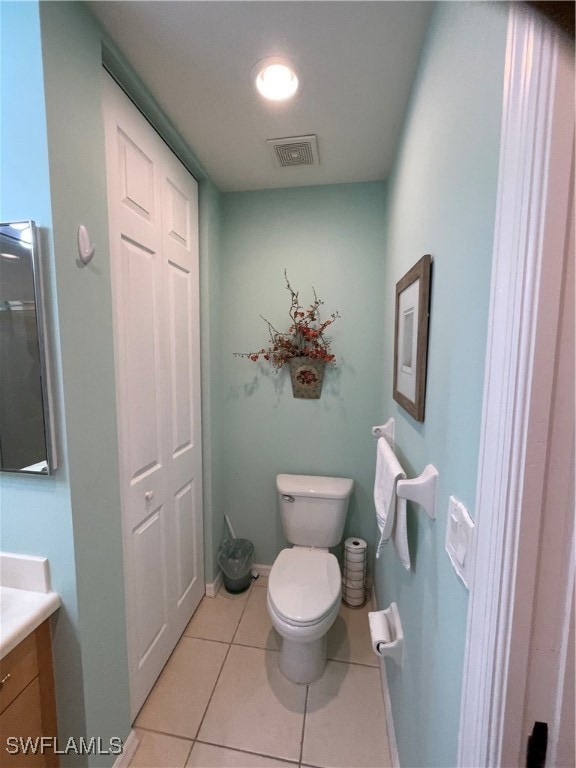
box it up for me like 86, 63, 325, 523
267, 135, 319, 168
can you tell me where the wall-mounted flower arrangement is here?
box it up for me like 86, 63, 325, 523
234, 271, 340, 399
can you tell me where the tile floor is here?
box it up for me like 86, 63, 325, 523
130, 575, 392, 768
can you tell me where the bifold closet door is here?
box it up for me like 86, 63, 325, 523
102, 72, 204, 719
160, 140, 204, 642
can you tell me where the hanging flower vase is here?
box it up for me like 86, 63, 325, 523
234, 272, 340, 398
289, 358, 326, 399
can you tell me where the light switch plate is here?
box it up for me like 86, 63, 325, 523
445, 496, 475, 589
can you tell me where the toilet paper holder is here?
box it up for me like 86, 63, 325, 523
368, 602, 404, 667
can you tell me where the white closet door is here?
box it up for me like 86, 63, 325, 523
103, 73, 203, 718
161, 144, 204, 638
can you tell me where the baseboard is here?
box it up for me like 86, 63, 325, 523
205, 569, 223, 598
113, 729, 139, 768
369, 585, 399, 767
369, 582, 377, 609
206, 564, 270, 597
253, 563, 271, 578
378, 656, 400, 768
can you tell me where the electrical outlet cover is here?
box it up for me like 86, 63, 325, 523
445, 496, 475, 589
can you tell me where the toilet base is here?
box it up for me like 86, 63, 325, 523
279, 634, 327, 684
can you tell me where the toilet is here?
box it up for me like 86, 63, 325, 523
267, 473, 354, 684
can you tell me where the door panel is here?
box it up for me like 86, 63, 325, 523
132, 505, 168, 664
115, 124, 161, 253
168, 263, 194, 455
173, 481, 197, 606
118, 130, 156, 222
121, 238, 164, 480
166, 178, 189, 247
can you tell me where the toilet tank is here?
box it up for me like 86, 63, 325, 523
276, 474, 354, 548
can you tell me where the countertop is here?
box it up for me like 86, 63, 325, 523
0, 586, 61, 660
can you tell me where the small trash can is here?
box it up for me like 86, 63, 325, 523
218, 538, 254, 593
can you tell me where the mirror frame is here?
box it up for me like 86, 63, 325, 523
0, 220, 57, 475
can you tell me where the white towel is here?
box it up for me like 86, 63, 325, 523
374, 437, 411, 571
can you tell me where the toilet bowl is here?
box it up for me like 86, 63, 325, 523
268, 547, 341, 683
267, 474, 354, 684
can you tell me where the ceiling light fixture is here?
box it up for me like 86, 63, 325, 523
254, 58, 299, 102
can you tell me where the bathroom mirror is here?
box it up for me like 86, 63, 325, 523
0, 221, 56, 474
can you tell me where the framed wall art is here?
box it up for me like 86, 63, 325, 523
393, 254, 432, 422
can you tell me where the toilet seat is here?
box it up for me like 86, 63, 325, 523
268, 548, 341, 626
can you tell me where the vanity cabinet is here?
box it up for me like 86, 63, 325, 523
0, 620, 58, 767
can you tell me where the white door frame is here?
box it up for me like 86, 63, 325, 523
458, 7, 574, 767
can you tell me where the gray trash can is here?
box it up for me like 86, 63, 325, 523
218, 538, 254, 593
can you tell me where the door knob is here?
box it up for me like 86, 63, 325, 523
145, 491, 154, 502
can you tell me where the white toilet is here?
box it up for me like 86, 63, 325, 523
267, 473, 354, 684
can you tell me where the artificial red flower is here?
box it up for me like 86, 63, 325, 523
234, 271, 340, 371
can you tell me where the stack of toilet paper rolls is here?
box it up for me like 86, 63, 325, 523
342, 537, 367, 607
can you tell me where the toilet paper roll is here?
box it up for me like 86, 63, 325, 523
344, 537, 367, 552
343, 573, 365, 585
344, 569, 365, 581
345, 595, 365, 607
343, 537, 367, 608
343, 580, 364, 590
344, 551, 366, 563
368, 610, 392, 656
343, 576, 364, 586
343, 585, 365, 599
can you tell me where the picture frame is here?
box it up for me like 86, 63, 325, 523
393, 254, 432, 422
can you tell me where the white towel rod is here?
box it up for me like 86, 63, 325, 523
371, 418, 439, 520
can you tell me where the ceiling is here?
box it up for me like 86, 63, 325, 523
89, 1, 433, 192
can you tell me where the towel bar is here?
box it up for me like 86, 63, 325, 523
371, 418, 395, 445
372, 418, 439, 520
397, 465, 438, 520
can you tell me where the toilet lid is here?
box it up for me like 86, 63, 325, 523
268, 548, 341, 625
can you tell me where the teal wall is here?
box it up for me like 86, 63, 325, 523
373, 4, 508, 767
39, 4, 131, 760
0, 3, 88, 762
220, 182, 387, 565
1, 2, 222, 764
199, 180, 224, 581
